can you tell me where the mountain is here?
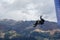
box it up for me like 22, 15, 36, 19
0, 19, 60, 40
0, 19, 58, 36
0, 19, 58, 31
29, 29, 60, 40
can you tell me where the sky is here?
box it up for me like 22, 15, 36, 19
0, 0, 57, 22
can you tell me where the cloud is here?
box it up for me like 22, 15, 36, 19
0, 0, 57, 22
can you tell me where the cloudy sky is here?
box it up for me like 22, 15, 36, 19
0, 0, 57, 22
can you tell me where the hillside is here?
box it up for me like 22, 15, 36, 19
0, 19, 60, 40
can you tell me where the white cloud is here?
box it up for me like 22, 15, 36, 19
0, 0, 57, 22
2, 0, 16, 4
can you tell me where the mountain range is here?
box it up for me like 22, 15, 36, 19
0, 19, 60, 40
